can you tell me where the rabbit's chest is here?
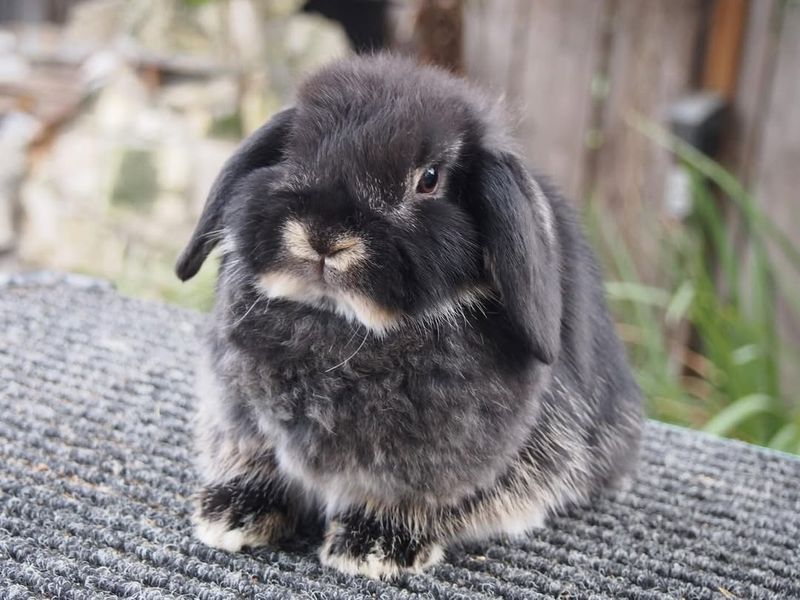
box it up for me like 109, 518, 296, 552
226, 307, 540, 505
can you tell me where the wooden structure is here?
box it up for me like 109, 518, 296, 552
460, 0, 798, 279
0, 0, 82, 23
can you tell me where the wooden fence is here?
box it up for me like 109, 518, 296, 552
0, 0, 81, 23
462, 0, 798, 283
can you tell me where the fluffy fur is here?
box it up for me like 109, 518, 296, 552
176, 54, 643, 578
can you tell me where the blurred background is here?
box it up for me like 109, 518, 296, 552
0, 0, 798, 453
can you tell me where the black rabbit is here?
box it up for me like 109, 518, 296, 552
176, 54, 643, 578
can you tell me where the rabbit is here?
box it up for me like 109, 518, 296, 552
175, 53, 643, 579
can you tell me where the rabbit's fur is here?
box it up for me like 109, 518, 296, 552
176, 54, 643, 578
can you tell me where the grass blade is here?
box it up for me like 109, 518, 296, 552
702, 394, 776, 437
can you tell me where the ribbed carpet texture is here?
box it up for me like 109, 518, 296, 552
1, 274, 798, 599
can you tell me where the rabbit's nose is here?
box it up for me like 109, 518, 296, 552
282, 219, 366, 271
282, 219, 336, 258
312, 238, 357, 258
315, 237, 366, 273
309, 238, 332, 257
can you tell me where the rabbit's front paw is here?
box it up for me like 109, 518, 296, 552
193, 479, 294, 552
319, 510, 443, 579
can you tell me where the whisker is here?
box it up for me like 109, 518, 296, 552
329, 323, 360, 354
325, 328, 370, 373
200, 228, 226, 240
230, 296, 262, 328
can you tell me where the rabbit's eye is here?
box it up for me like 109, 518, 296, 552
416, 166, 439, 194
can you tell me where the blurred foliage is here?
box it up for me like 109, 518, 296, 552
9, 0, 348, 311
111, 149, 159, 210
588, 123, 800, 454
116, 246, 217, 312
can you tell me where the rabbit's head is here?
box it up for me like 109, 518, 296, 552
177, 55, 562, 363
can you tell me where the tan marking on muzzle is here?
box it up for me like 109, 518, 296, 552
325, 235, 367, 272
282, 220, 318, 262
258, 271, 315, 299
282, 220, 367, 272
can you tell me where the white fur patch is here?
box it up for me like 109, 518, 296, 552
259, 271, 315, 301
218, 232, 238, 256
194, 511, 292, 553
256, 271, 402, 334
529, 177, 555, 247
194, 517, 248, 553
336, 291, 399, 333
455, 498, 547, 543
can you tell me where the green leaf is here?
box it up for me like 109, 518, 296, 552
630, 116, 800, 274
702, 394, 776, 436
730, 344, 761, 366
665, 280, 694, 326
767, 423, 800, 452
605, 282, 671, 307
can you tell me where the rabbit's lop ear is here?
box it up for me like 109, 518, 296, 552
175, 108, 295, 281
477, 151, 562, 364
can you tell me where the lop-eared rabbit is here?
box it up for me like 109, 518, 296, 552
176, 54, 643, 579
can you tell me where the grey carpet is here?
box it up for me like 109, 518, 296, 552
1, 273, 798, 600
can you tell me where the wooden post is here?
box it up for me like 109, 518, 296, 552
677, 0, 750, 378
703, 0, 749, 99
413, 0, 464, 74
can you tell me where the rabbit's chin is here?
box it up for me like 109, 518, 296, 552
256, 271, 492, 335
256, 271, 400, 334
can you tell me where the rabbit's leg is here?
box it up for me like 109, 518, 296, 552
318, 442, 570, 577
319, 506, 444, 579
193, 455, 297, 552
192, 370, 298, 552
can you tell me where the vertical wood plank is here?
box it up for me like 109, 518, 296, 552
590, 0, 708, 269
753, 2, 800, 237
752, 1, 800, 345
463, 0, 608, 200
725, 0, 781, 182
515, 0, 608, 200
463, 0, 518, 94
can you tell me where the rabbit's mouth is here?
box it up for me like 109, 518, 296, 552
255, 269, 494, 338
249, 219, 407, 332
256, 270, 401, 334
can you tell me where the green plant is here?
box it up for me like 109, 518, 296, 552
115, 245, 217, 312
589, 122, 800, 454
